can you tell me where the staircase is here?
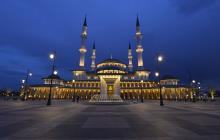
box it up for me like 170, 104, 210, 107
88, 94, 126, 105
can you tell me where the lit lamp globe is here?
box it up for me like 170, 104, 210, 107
22, 79, 25, 84
29, 73, 32, 76
158, 55, 163, 62
49, 53, 55, 60
53, 70, 58, 75
155, 72, 159, 77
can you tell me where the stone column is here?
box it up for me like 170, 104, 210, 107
100, 77, 107, 97
114, 77, 121, 96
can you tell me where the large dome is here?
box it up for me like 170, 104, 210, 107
96, 58, 127, 75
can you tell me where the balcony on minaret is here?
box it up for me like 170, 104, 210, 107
136, 47, 143, 53
91, 55, 96, 59
136, 31, 141, 35
128, 55, 133, 59
79, 47, 87, 53
92, 51, 96, 56
81, 31, 87, 38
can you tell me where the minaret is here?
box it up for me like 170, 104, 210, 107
128, 42, 133, 71
91, 41, 96, 71
79, 16, 88, 69
135, 16, 144, 69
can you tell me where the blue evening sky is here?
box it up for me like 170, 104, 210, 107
0, 0, 220, 90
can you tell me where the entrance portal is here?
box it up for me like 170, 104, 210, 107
100, 76, 121, 96
107, 85, 114, 96
90, 75, 124, 104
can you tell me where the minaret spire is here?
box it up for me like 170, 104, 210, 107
128, 42, 133, 71
136, 15, 140, 27
83, 15, 87, 26
91, 41, 96, 71
135, 15, 144, 69
79, 16, 88, 69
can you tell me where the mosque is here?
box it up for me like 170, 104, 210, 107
26, 17, 191, 101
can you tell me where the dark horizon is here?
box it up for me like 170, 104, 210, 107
0, 0, 220, 90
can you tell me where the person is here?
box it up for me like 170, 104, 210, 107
76, 96, 79, 103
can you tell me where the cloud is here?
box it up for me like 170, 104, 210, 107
0, 45, 50, 89
170, 0, 217, 14
0, 45, 47, 77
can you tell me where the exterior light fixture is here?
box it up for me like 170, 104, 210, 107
155, 72, 159, 77
47, 51, 56, 106
53, 70, 58, 75
49, 53, 55, 60
157, 55, 163, 62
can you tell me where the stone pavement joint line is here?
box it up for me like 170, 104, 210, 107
0, 100, 220, 140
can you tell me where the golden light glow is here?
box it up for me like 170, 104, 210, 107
136, 32, 141, 35
28, 50, 190, 101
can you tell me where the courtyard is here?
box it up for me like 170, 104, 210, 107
0, 99, 220, 140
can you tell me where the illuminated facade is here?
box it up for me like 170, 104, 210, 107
27, 17, 191, 100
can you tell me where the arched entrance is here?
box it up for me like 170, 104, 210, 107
107, 84, 114, 96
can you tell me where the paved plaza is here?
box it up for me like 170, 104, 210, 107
0, 100, 220, 140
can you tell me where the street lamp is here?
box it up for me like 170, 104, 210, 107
23, 70, 32, 101
155, 72, 159, 77
47, 51, 56, 106
53, 70, 58, 75
156, 54, 164, 106
158, 55, 163, 62
191, 80, 198, 102
141, 80, 144, 103
72, 79, 75, 102
49, 53, 55, 59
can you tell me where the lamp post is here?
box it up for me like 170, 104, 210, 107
72, 79, 75, 102
141, 80, 144, 103
47, 51, 56, 106
23, 70, 32, 101
156, 55, 164, 106
191, 80, 197, 102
